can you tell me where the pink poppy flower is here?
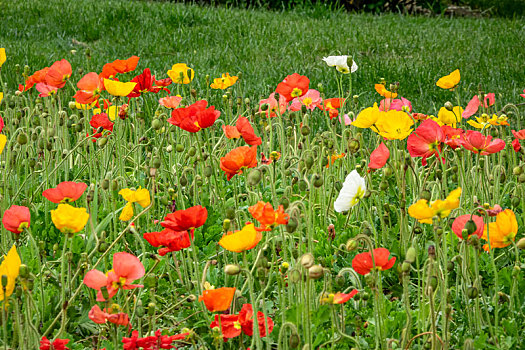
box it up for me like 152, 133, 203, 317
462, 93, 495, 119
368, 142, 390, 170
460, 130, 505, 155
451, 215, 484, 240
89, 305, 129, 326
338, 113, 354, 125
379, 97, 412, 112
289, 89, 321, 112
407, 119, 445, 166
36, 83, 58, 97
159, 95, 182, 109
83, 252, 145, 301
259, 92, 287, 118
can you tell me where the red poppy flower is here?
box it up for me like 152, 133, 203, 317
407, 119, 445, 166
143, 228, 192, 255
42, 181, 87, 203
451, 215, 484, 240
368, 142, 390, 170
222, 125, 241, 139
462, 93, 495, 119
2, 205, 30, 234
512, 129, 525, 140
238, 303, 274, 337
100, 56, 140, 79
167, 100, 220, 133
73, 72, 104, 104
320, 98, 343, 119
199, 287, 236, 312
0, 116, 4, 133
19, 67, 49, 92
333, 290, 359, 304
44, 59, 72, 89
275, 73, 309, 102
460, 130, 505, 155
89, 305, 129, 326
127, 68, 171, 98
352, 248, 396, 275
248, 201, 288, 231
39, 337, 70, 350
160, 205, 207, 233
512, 139, 521, 152
89, 113, 114, 139
122, 330, 150, 350
235, 117, 262, 145
210, 314, 242, 339
220, 145, 258, 180
441, 125, 464, 149
83, 252, 145, 301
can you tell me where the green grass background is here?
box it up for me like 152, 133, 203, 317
1, 0, 524, 111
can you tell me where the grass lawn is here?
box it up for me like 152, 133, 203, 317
1, 0, 524, 110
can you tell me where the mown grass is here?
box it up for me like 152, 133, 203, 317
1, 0, 524, 110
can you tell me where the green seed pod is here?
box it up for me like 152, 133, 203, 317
465, 219, 478, 236
286, 217, 298, 233
101, 179, 110, 190
312, 174, 323, 188
188, 146, 196, 157
405, 247, 416, 263
147, 302, 156, 316
152, 157, 161, 169
175, 144, 184, 152
247, 168, 262, 186
223, 219, 231, 232
467, 286, 478, 299
428, 276, 438, 291
152, 118, 163, 130
308, 265, 323, 279
17, 132, 28, 145
289, 269, 301, 283
300, 125, 310, 136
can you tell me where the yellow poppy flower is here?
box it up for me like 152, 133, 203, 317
433, 106, 463, 127
218, 224, 262, 253
0, 48, 6, 68
375, 84, 397, 98
468, 114, 509, 129
210, 73, 238, 89
167, 63, 194, 84
118, 187, 150, 208
375, 110, 414, 140
0, 134, 6, 155
119, 202, 134, 221
0, 92, 3, 105
482, 209, 518, 251
75, 101, 97, 110
0, 245, 21, 301
408, 188, 461, 224
50, 204, 90, 234
436, 69, 460, 90
352, 103, 381, 129
103, 79, 137, 97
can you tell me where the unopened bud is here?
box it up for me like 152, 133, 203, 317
300, 253, 314, 269
444, 101, 453, 111
308, 265, 324, 279
345, 239, 358, 251
224, 264, 241, 276
405, 246, 416, 263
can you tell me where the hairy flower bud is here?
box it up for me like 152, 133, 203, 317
224, 264, 241, 276
308, 265, 324, 279
300, 253, 314, 269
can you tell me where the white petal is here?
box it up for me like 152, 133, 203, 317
351, 60, 358, 73
334, 170, 366, 212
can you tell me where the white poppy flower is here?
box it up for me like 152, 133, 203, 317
322, 56, 358, 74
334, 170, 366, 212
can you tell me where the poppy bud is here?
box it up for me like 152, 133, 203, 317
444, 101, 453, 111
428, 245, 436, 258
286, 217, 298, 233
280, 262, 289, 274
308, 265, 324, 279
305, 156, 314, 169
101, 179, 110, 190
289, 333, 301, 348
289, 269, 301, 283
401, 262, 411, 272
17, 132, 28, 145
152, 118, 162, 130
299, 125, 310, 136
247, 169, 262, 186
97, 137, 108, 147
346, 239, 358, 251
148, 302, 156, 315
405, 246, 416, 263
379, 180, 388, 191
312, 174, 323, 188
223, 219, 231, 232
98, 242, 109, 253
348, 139, 360, 153
224, 264, 241, 276
467, 235, 480, 250
447, 261, 455, 272
300, 253, 314, 269
428, 276, 438, 290
516, 237, 525, 250
466, 286, 478, 299
279, 196, 290, 210
18, 264, 29, 279
327, 224, 335, 240
365, 273, 376, 288
298, 179, 308, 191
512, 265, 520, 277
15, 285, 23, 298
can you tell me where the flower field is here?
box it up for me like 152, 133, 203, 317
1, 2, 525, 349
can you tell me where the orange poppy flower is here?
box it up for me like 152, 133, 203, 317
45, 59, 72, 89
320, 98, 343, 119
352, 247, 396, 275
248, 201, 289, 231
159, 95, 182, 109
275, 73, 309, 102
199, 287, 236, 312
73, 72, 104, 104
19, 67, 49, 92
167, 100, 220, 133
100, 56, 140, 79
219, 224, 263, 252
161, 205, 208, 233
223, 117, 261, 145
327, 153, 345, 168
374, 84, 397, 98
220, 145, 258, 180
222, 125, 241, 139
42, 181, 88, 203
482, 209, 518, 251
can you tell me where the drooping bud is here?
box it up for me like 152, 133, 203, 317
516, 237, 525, 250
345, 239, 358, 251
224, 264, 241, 276
405, 246, 416, 264
308, 265, 324, 279
444, 101, 453, 111
247, 168, 262, 186
300, 253, 314, 269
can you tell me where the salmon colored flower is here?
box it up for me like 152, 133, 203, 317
352, 103, 380, 129
223, 125, 241, 139
199, 287, 236, 312
0, 245, 21, 301
0, 48, 5, 68
235, 117, 262, 145
259, 92, 287, 118
36, 83, 58, 97
248, 201, 289, 231
39, 337, 69, 350
380, 97, 412, 112
211, 73, 238, 89
482, 209, 518, 251
51, 204, 90, 234
2, 205, 30, 234
127, 68, 171, 98
436, 69, 460, 90
167, 100, 220, 133
43, 181, 88, 203
408, 188, 461, 224
442, 125, 464, 149
289, 89, 321, 111
238, 303, 274, 337
452, 215, 484, 240
159, 95, 182, 109
144, 228, 192, 256
89, 305, 129, 326
320, 98, 343, 119
375, 84, 397, 98
462, 93, 495, 118
275, 73, 309, 102
104, 79, 137, 97
368, 142, 390, 170
407, 119, 445, 166
100, 56, 140, 79
433, 106, 463, 127
44, 59, 72, 89
375, 110, 414, 140
412, 112, 428, 121
219, 224, 262, 252
161, 205, 207, 233
327, 152, 345, 168
83, 252, 145, 301
460, 130, 505, 155
73, 72, 104, 104
220, 145, 258, 180
167, 63, 194, 84
352, 248, 396, 275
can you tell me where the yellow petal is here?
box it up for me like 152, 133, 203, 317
352, 103, 380, 129
219, 224, 261, 253
119, 202, 134, 221
104, 79, 137, 97
107, 105, 118, 121
408, 199, 433, 224
0, 245, 21, 301
118, 188, 136, 202
0, 134, 6, 155
134, 187, 151, 208
167, 63, 194, 84
436, 69, 460, 90
0, 48, 6, 68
